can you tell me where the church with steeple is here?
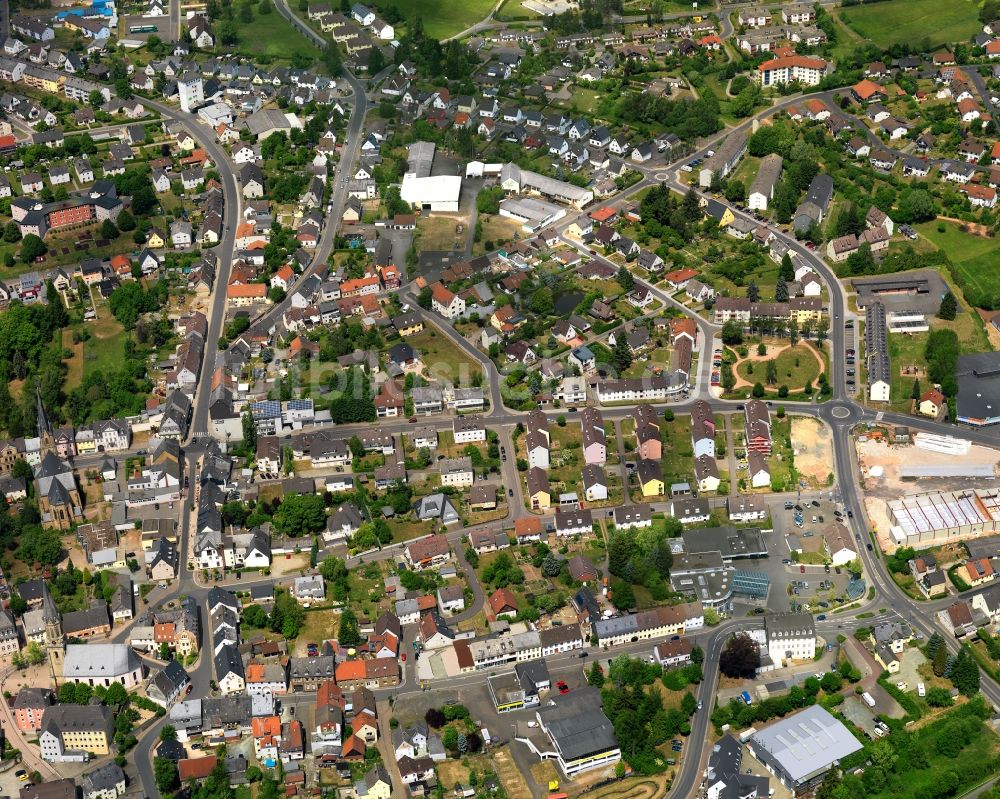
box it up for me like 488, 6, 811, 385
41, 582, 64, 683
33, 388, 82, 530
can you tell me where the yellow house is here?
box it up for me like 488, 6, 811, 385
789, 299, 823, 325
147, 228, 166, 248
23, 71, 64, 93
703, 199, 735, 228
41, 706, 114, 755
873, 644, 900, 674
637, 460, 664, 497
564, 217, 591, 238
75, 437, 97, 455
490, 305, 523, 333
919, 389, 945, 418
394, 316, 424, 337
358, 766, 392, 799
526, 467, 550, 510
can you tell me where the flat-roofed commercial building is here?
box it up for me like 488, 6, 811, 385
887, 488, 1000, 549
747, 706, 862, 792
516, 686, 620, 777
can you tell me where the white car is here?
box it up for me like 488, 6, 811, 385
917, 682, 926, 697
896, 681, 908, 691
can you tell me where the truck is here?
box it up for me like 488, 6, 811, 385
862, 692, 876, 708
741, 690, 753, 705
481, 728, 491, 746
738, 727, 758, 743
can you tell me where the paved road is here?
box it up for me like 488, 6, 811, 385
123, 6, 1000, 798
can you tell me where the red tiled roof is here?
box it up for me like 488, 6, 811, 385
178, 757, 217, 781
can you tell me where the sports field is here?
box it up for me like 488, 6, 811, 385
838, 0, 981, 49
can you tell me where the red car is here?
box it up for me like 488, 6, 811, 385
557, 680, 569, 694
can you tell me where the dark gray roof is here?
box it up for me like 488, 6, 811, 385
81, 762, 125, 794
956, 351, 1000, 422
536, 686, 618, 761
214, 643, 244, 680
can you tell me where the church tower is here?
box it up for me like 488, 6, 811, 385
41, 583, 64, 684
36, 385, 55, 456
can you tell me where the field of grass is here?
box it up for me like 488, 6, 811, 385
917, 221, 1000, 310
735, 343, 821, 390
82, 314, 128, 382
474, 214, 523, 255
660, 414, 693, 486
229, 6, 320, 62
837, 0, 981, 49
295, 608, 338, 654
416, 216, 466, 253
407, 326, 483, 386
558, 86, 605, 117
949, 251, 1000, 307
917, 221, 996, 263
371, 0, 497, 39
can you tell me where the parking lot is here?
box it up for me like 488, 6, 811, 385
844, 320, 859, 395
769, 498, 858, 613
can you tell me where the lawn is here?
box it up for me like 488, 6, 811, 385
660, 414, 693, 486
917, 221, 996, 263
295, 608, 339, 655
371, 0, 497, 39
735, 343, 822, 391
229, 6, 320, 62
765, 417, 798, 493
837, 0, 981, 49
407, 326, 483, 386
82, 314, 128, 383
558, 86, 605, 116
917, 221, 1000, 310
474, 214, 523, 255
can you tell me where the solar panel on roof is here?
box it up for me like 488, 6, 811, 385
287, 399, 313, 410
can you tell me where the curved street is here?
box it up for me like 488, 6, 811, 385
117, 2, 1000, 798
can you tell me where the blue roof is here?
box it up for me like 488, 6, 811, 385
573, 345, 594, 360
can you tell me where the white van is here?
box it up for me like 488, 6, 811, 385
917, 682, 925, 697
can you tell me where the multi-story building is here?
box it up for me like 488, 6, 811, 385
39, 704, 114, 762
763, 612, 816, 666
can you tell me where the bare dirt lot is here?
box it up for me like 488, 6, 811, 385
791, 417, 834, 486
856, 437, 999, 495
493, 746, 534, 799
857, 436, 1000, 551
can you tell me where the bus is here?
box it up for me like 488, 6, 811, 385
129, 24, 158, 33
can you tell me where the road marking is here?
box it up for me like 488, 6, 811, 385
654, 172, 669, 181
831, 405, 851, 419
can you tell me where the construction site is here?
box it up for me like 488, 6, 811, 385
855, 430, 1000, 552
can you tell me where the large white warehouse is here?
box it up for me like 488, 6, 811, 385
400, 174, 462, 213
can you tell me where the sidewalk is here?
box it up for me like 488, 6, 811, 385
0, 665, 61, 781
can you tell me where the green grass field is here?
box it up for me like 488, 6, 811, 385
838, 0, 981, 49
407, 327, 483, 386
230, 6, 319, 61
371, 0, 497, 39
735, 344, 822, 390
916, 221, 1000, 308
